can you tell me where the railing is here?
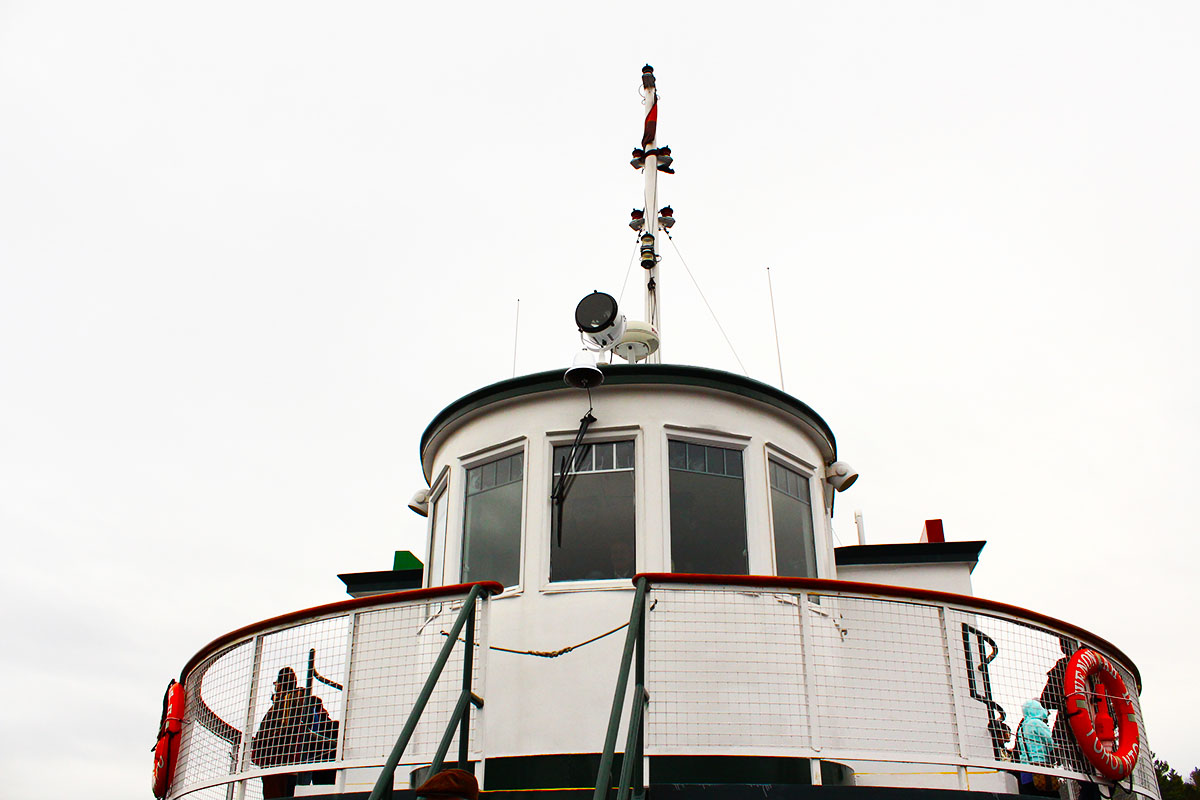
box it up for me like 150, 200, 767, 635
598, 574, 1158, 800
168, 582, 501, 800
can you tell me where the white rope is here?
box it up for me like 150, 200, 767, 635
664, 231, 749, 376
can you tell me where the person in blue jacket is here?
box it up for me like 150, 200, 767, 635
1016, 699, 1054, 765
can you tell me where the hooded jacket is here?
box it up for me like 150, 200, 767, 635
1016, 699, 1054, 765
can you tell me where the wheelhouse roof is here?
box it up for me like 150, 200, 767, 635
420, 364, 838, 482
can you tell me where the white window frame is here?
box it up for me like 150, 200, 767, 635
423, 466, 451, 589
457, 437, 528, 597
540, 424, 643, 594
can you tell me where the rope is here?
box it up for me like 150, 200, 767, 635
664, 230, 749, 376
441, 620, 630, 659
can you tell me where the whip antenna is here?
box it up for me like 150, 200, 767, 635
767, 267, 785, 391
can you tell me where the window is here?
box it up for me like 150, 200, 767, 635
461, 452, 524, 587
551, 440, 635, 582
769, 460, 817, 578
668, 440, 747, 575
426, 483, 448, 587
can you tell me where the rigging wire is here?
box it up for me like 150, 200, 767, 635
767, 267, 785, 391
663, 230, 749, 376
617, 240, 638, 310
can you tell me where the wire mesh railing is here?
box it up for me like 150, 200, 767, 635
621, 574, 1158, 800
168, 583, 500, 800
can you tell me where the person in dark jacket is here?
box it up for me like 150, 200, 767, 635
251, 667, 340, 798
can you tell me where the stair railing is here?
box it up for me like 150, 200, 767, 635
593, 576, 650, 800
368, 582, 490, 800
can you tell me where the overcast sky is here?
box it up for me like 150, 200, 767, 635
2, 2, 1197, 797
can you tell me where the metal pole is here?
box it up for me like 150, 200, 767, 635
593, 577, 648, 800
641, 70, 661, 363
367, 584, 486, 800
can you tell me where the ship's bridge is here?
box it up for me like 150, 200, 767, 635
161, 366, 1159, 800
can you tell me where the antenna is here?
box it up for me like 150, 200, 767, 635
511, 298, 520, 378
767, 267, 785, 390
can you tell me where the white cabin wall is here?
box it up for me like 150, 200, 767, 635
835, 562, 976, 597
422, 382, 834, 760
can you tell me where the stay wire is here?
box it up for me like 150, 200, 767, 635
617, 239, 638, 310
663, 230, 749, 376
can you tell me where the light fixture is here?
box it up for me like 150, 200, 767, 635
564, 350, 604, 389
639, 233, 656, 269
407, 488, 430, 517
825, 461, 859, 492
575, 291, 627, 351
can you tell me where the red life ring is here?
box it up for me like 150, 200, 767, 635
152, 680, 186, 798
1064, 648, 1140, 781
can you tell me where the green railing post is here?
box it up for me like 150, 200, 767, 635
457, 599, 477, 769
593, 577, 648, 800
367, 584, 486, 800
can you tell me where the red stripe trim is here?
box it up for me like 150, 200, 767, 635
179, 582, 504, 680
632, 573, 1140, 689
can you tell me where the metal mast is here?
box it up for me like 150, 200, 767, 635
635, 65, 668, 364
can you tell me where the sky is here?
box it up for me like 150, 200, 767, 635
1, 1, 1197, 797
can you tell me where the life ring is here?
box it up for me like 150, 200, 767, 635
1064, 648, 1139, 781
152, 679, 186, 798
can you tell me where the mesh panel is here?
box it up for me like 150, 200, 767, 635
810, 595, 958, 757
171, 592, 486, 799
647, 588, 808, 754
641, 583, 1158, 799
247, 616, 349, 771
175, 641, 253, 791
342, 599, 482, 765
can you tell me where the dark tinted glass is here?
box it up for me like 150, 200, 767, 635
770, 461, 815, 578
668, 440, 687, 470
462, 454, 524, 587
551, 440, 635, 582
552, 472, 635, 581
669, 442, 748, 575
615, 441, 635, 469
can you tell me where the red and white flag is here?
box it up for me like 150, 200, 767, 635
641, 97, 658, 147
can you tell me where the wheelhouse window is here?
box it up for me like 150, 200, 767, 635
551, 440, 635, 582
462, 452, 523, 587
769, 460, 817, 578
668, 440, 748, 575
427, 484, 449, 587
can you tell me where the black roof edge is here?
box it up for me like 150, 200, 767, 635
419, 364, 837, 480
337, 569, 423, 595
835, 541, 987, 570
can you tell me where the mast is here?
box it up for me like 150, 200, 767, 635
637, 65, 665, 363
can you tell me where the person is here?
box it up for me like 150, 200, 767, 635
1039, 636, 1086, 772
1015, 700, 1053, 765
414, 768, 479, 800
250, 667, 340, 799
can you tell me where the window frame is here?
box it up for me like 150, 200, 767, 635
762, 444, 824, 579
661, 426, 753, 577
541, 425, 643, 593
457, 438, 528, 596
424, 465, 451, 589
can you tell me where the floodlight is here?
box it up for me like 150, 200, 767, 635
408, 488, 431, 517
575, 291, 627, 351
825, 461, 859, 492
